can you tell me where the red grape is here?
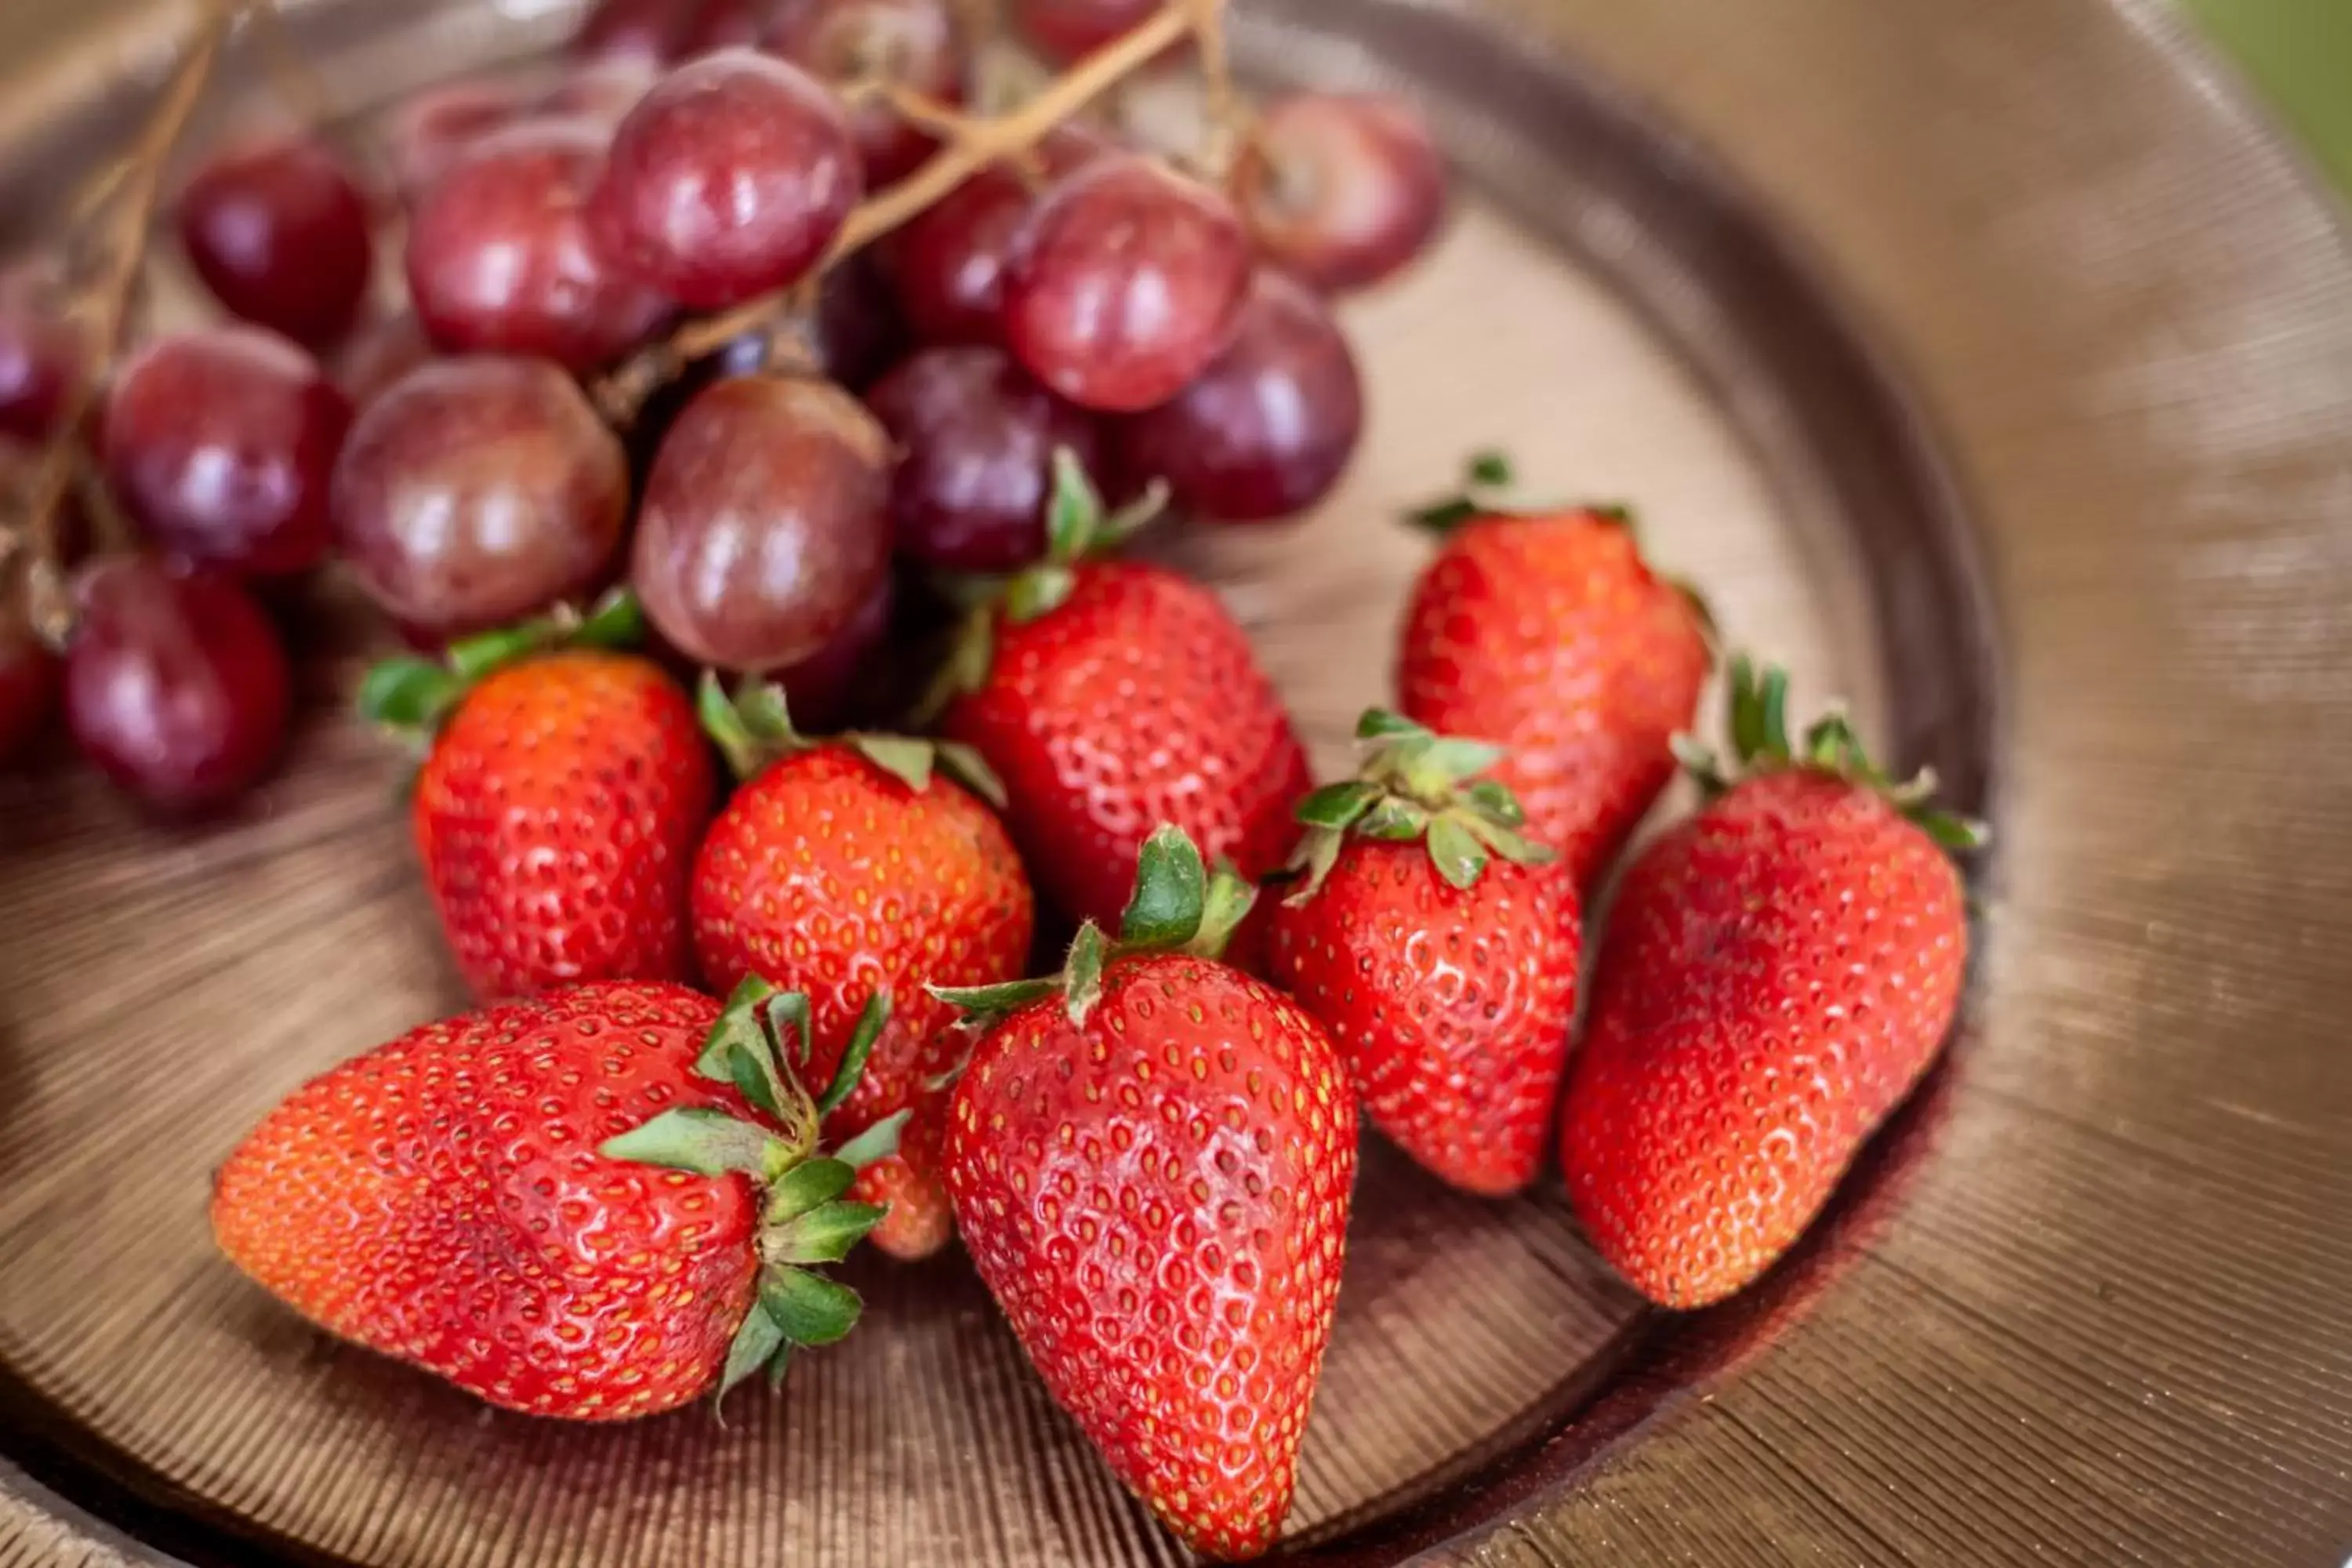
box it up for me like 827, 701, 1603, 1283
810, 251, 909, 390
176, 136, 376, 348
65, 557, 290, 813
573, 0, 706, 64
333, 356, 630, 639
1230, 92, 1448, 294
101, 327, 353, 577
766, 0, 967, 187
1002, 153, 1250, 412
335, 311, 437, 408
633, 374, 891, 672
590, 49, 863, 310
0, 578, 58, 765
1116, 268, 1362, 522
0, 294, 80, 441
866, 346, 1101, 570
776, 569, 893, 731
1011, 0, 1157, 64
684, 0, 767, 51
406, 118, 673, 372
884, 124, 1107, 346
538, 57, 661, 125
383, 78, 525, 202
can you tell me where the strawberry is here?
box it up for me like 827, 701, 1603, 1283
1268, 710, 1580, 1196
1559, 659, 1984, 1308
933, 453, 1312, 930
842, 1020, 973, 1261
212, 976, 913, 1419
1396, 452, 1711, 885
691, 678, 1036, 1259
360, 593, 713, 1002
935, 827, 1356, 1561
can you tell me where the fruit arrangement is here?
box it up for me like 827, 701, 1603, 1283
0, 0, 1985, 1559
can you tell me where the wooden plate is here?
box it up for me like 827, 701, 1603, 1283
2, 0, 2347, 1562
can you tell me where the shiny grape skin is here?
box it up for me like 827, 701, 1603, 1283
776, 569, 893, 731
64, 557, 291, 814
1116, 269, 1363, 524
572, 0, 705, 64
1002, 154, 1251, 412
383, 78, 525, 203
1229, 91, 1450, 295
632, 374, 892, 673
590, 49, 863, 311
0, 297, 79, 441
176, 136, 376, 348
884, 123, 1108, 347
1010, 0, 1158, 63
101, 327, 354, 578
332, 356, 630, 640
766, 0, 967, 187
405, 118, 673, 373
866, 346, 1102, 571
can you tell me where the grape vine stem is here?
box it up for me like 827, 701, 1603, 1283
604, 0, 1218, 407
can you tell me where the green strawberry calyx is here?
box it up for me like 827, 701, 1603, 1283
599, 975, 909, 1408
912, 448, 1169, 724
698, 672, 1007, 808
1283, 709, 1558, 905
356, 588, 645, 745
930, 824, 1256, 1030
1672, 654, 1991, 854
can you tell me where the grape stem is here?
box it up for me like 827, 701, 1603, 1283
19, 0, 232, 648
602, 0, 1218, 405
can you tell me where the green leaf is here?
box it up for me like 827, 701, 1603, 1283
1406, 496, 1480, 535
574, 587, 644, 649
356, 658, 459, 733
1421, 736, 1507, 780
1358, 797, 1429, 843
851, 734, 936, 793
1064, 922, 1109, 1026
832, 1109, 909, 1171
815, 993, 891, 1118
1671, 732, 1730, 797
1118, 825, 1208, 949
760, 1266, 862, 1347
1283, 829, 1345, 906
1294, 779, 1381, 830
773, 1200, 890, 1265
929, 975, 1062, 1018
728, 1043, 785, 1120
764, 1157, 857, 1225
909, 612, 996, 728
1918, 810, 1991, 853
764, 991, 817, 1068
1467, 449, 1514, 488
600, 1108, 781, 1177
1728, 654, 1766, 764
1756, 666, 1793, 763
1100, 477, 1171, 546
445, 619, 554, 684
1587, 501, 1638, 529
1187, 859, 1259, 961
717, 1302, 786, 1406
1356, 709, 1428, 742
1044, 445, 1104, 563
696, 975, 782, 1083
1004, 563, 1076, 624
699, 671, 764, 781
737, 680, 798, 746
1425, 816, 1489, 889
1464, 778, 1525, 828
933, 741, 1007, 809
1455, 812, 1559, 868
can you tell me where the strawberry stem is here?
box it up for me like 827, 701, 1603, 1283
358, 587, 644, 742
701, 671, 1009, 807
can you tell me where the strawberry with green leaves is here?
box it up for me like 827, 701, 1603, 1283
1398, 452, 1711, 886
935, 827, 1356, 1562
1560, 659, 1984, 1308
212, 977, 907, 1419
933, 453, 1313, 931
692, 678, 1035, 1259
1268, 710, 1581, 1196
361, 593, 713, 1002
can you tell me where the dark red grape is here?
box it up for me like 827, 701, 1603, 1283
633, 374, 891, 672
383, 77, 527, 203
65, 557, 290, 813
1116, 268, 1361, 522
866, 346, 1100, 570
684, 0, 767, 51
0, 293, 80, 441
766, 0, 966, 187
1003, 153, 1250, 412
776, 569, 892, 731
101, 327, 353, 577
176, 136, 376, 347
1011, 0, 1157, 64
884, 123, 1106, 347
335, 311, 437, 408
1230, 91, 1448, 294
573, 0, 705, 63
333, 355, 630, 638
0, 575, 58, 765
810, 251, 909, 389
590, 49, 863, 310
406, 118, 673, 372
538, 57, 660, 125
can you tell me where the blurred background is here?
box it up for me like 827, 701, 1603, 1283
2181, 0, 2352, 191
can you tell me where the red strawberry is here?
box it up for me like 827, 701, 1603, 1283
212, 977, 912, 1419
1268, 710, 1580, 1196
361, 594, 713, 1002
935, 453, 1312, 929
691, 678, 1035, 1259
1559, 659, 1983, 1308
843, 1021, 973, 1261
1396, 452, 1711, 885
938, 827, 1356, 1561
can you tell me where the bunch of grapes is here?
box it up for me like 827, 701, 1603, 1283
0, 0, 1450, 811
